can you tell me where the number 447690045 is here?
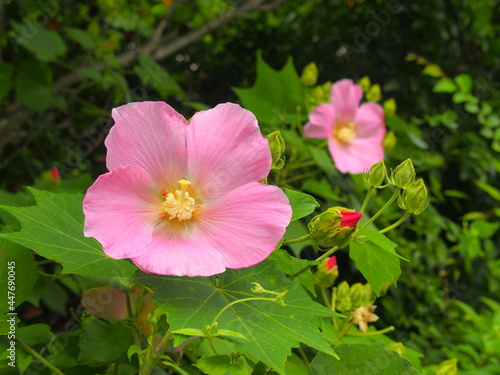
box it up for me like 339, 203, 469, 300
7, 261, 15, 310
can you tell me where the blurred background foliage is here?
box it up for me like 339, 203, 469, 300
1, 0, 500, 373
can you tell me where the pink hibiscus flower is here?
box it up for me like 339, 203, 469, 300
304, 79, 386, 174
83, 102, 292, 277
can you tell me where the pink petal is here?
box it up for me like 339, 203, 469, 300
330, 79, 363, 122
328, 138, 384, 174
131, 232, 226, 277
354, 102, 386, 141
83, 165, 161, 259
197, 182, 292, 269
106, 102, 188, 188
186, 103, 271, 200
304, 103, 335, 139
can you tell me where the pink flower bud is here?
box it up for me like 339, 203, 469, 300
339, 211, 363, 228
326, 256, 337, 270
50, 168, 60, 180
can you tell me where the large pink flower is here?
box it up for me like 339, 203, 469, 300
83, 102, 292, 277
304, 79, 386, 174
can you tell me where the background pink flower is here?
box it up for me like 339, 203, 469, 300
304, 79, 386, 174
83, 102, 292, 277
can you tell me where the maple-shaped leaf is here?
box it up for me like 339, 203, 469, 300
0, 188, 137, 285
134, 259, 342, 375
233, 51, 306, 127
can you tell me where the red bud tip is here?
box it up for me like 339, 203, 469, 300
339, 211, 362, 228
326, 256, 337, 270
50, 168, 60, 180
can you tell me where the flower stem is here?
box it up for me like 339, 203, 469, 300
140, 329, 173, 375
337, 321, 355, 339
361, 187, 401, 229
290, 246, 339, 280
211, 297, 279, 326
346, 326, 395, 336
379, 212, 411, 234
359, 186, 374, 214
17, 340, 65, 375
282, 234, 311, 245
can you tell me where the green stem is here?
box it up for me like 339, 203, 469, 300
337, 321, 355, 339
282, 234, 311, 245
207, 337, 220, 355
359, 186, 374, 214
17, 340, 65, 375
290, 246, 339, 280
346, 326, 395, 336
140, 329, 173, 375
211, 297, 278, 326
361, 187, 401, 229
282, 169, 322, 184
379, 212, 411, 234
319, 287, 331, 309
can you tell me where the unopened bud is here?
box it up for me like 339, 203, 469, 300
363, 160, 386, 188
358, 76, 371, 92
300, 62, 319, 87
382, 131, 397, 153
266, 131, 286, 170
366, 84, 382, 102
314, 256, 339, 288
390, 159, 415, 188
383, 98, 397, 117
402, 178, 429, 215
308, 207, 362, 249
40, 167, 61, 191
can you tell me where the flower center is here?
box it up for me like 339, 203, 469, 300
334, 122, 356, 144
163, 179, 196, 221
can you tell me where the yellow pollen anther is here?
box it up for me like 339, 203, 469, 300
163, 179, 196, 221
334, 122, 356, 144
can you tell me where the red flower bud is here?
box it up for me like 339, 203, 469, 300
326, 256, 337, 270
339, 211, 363, 228
50, 168, 60, 180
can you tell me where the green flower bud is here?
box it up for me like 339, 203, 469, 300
358, 76, 371, 92
266, 131, 286, 170
382, 131, 397, 153
314, 256, 338, 288
390, 159, 415, 188
366, 83, 382, 102
383, 98, 397, 117
308, 207, 362, 249
300, 62, 319, 87
349, 283, 374, 307
402, 178, 429, 215
363, 160, 387, 188
335, 281, 352, 312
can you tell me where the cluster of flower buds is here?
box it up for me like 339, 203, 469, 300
334, 281, 375, 313
266, 131, 286, 170
363, 159, 430, 216
314, 256, 339, 288
308, 207, 363, 249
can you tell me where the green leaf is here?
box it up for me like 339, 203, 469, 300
0, 232, 39, 314
134, 53, 185, 98
216, 329, 249, 341
0, 188, 137, 286
17, 324, 52, 346
455, 73, 473, 93
78, 318, 133, 365
134, 260, 340, 375
433, 78, 457, 93
172, 328, 204, 336
422, 63, 443, 78
0, 62, 14, 102
475, 180, 500, 201
195, 355, 248, 375
281, 188, 318, 221
360, 229, 409, 262
65, 27, 96, 49
15, 23, 67, 62
307, 146, 338, 177
349, 229, 402, 296
310, 341, 420, 375
233, 51, 306, 126
470, 219, 500, 239
15, 59, 52, 111
268, 249, 317, 295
